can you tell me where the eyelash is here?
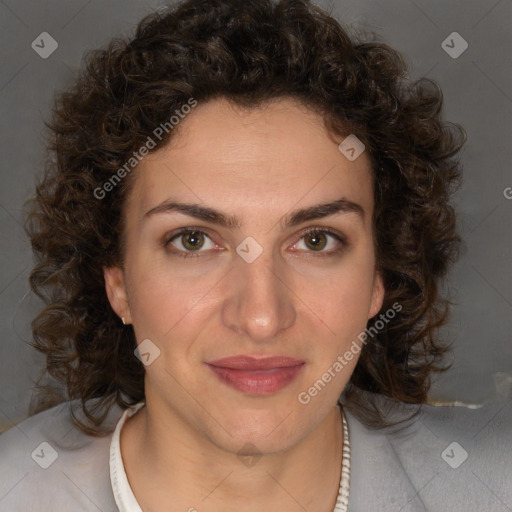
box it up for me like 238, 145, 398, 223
163, 227, 347, 260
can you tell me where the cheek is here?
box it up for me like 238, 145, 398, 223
305, 284, 373, 356
296, 251, 377, 338
126, 256, 222, 341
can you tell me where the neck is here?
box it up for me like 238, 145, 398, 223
121, 398, 344, 512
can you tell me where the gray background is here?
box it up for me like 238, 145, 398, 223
0, 0, 511, 432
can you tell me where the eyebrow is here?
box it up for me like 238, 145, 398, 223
143, 197, 365, 229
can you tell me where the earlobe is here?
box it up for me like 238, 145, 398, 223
103, 266, 132, 324
368, 271, 385, 319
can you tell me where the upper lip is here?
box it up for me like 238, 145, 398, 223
206, 355, 305, 370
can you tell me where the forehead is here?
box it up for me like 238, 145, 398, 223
125, 97, 374, 224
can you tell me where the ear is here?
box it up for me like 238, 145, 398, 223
103, 266, 132, 324
368, 270, 385, 319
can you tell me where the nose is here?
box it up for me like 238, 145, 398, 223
221, 248, 296, 343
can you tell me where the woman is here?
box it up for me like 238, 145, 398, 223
1, 0, 509, 511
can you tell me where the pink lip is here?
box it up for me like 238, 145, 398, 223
205, 356, 305, 395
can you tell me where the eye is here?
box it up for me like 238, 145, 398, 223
165, 229, 216, 258
291, 228, 346, 255
164, 227, 347, 260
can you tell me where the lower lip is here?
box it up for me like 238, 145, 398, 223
206, 364, 305, 395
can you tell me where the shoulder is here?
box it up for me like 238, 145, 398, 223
345, 397, 512, 511
0, 400, 125, 512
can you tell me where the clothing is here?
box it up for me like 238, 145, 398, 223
0, 396, 510, 511
110, 402, 144, 512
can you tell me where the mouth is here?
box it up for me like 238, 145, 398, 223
205, 355, 306, 395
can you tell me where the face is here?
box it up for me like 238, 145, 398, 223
104, 97, 384, 455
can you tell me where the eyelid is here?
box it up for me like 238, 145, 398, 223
164, 226, 219, 253
295, 226, 347, 244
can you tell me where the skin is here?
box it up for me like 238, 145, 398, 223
104, 97, 384, 512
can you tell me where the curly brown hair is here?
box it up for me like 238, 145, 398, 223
24, 0, 465, 435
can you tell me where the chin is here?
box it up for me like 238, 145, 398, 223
209, 427, 302, 458
203, 405, 310, 455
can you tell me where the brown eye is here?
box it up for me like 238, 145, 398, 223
292, 228, 346, 256
304, 231, 328, 251
181, 231, 205, 251
166, 229, 216, 256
